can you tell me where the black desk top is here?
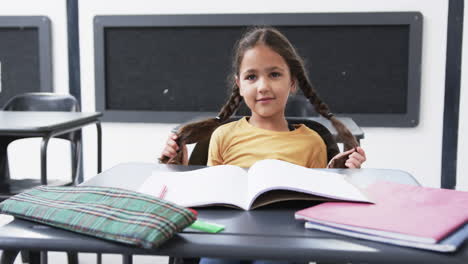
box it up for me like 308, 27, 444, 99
0, 111, 102, 135
0, 163, 466, 263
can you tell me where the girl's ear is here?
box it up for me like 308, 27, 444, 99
290, 79, 297, 93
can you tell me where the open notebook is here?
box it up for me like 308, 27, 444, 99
139, 159, 371, 210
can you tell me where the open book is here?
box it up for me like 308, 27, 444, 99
138, 159, 370, 210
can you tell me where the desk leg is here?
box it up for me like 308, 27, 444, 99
0, 140, 11, 184
22, 250, 40, 264
96, 122, 102, 173
73, 134, 83, 185
122, 254, 133, 264
0, 250, 19, 264
40, 251, 47, 264
168, 257, 176, 264
67, 252, 78, 264
40, 136, 52, 185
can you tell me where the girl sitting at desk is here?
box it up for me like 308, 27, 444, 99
159, 26, 366, 264
160, 26, 366, 169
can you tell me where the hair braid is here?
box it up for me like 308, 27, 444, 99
217, 83, 243, 121
295, 66, 358, 151
159, 83, 243, 165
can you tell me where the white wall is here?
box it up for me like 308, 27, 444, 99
0, 0, 69, 93
457, 7, 468, 191
79, 0, 449, 188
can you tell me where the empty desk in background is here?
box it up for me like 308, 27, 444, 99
0, 111, 102, 195
1, 163, 467, 264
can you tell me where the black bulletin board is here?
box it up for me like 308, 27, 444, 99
0, 16, 53, 106
94, 13, 423, 127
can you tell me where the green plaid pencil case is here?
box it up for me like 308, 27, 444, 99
0, 185, 196, 249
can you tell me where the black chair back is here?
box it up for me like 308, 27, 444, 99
188, 117, 339, 166
3, 92, 80, 141
3, 92, 79, 112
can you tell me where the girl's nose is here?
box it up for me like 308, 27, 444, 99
257, 78, 271, 92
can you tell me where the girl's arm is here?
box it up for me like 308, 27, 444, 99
328, 147, 366, 169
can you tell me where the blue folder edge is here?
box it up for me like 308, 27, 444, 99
304, 221, 468, 253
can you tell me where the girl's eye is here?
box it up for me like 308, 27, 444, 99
245, 74, 256, 81
271, 72, 281, 78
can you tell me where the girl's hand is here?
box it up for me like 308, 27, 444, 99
328, 147, 367, 169
160, 133, 188, 165
344, 147, 366, 168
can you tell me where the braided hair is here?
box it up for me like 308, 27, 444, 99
160, 27, 358, 165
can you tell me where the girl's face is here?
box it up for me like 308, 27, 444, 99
236, 44, 296, 121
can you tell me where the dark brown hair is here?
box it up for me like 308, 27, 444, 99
160, 27, 358, 165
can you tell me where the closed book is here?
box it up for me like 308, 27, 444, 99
304, 221, 468, 252
295, 181, 468, 247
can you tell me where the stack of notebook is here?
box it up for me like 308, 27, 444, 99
295, 181, 468, 252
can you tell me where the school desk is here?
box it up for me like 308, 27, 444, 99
0, 163, 467, 264
0, 111, 102, 194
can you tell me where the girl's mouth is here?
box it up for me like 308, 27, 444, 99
256, 97, 274, 103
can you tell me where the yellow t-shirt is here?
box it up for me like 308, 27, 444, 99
207, 117, 327, 168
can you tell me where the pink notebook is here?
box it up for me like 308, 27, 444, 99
295, 181, 468, 243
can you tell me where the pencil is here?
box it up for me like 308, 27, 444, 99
159, 185, 167, 199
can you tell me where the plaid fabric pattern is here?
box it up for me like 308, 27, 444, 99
0, 185, 196, 248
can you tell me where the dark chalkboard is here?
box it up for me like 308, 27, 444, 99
0, 16, 53, 106
94, 13, 422, 127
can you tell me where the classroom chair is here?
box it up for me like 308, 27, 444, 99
0, 92, 82, 196
284, 94, 316, 117
0, 92, 80, 264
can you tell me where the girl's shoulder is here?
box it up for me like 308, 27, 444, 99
296, 124, 325, 137
216, 117, 247, 131
211, 117, 253, 141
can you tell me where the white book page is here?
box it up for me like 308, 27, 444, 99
246, 159, 370, 208
139, 165, 249, 209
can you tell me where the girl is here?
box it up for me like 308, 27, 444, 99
161, 27, 366, 264
160, 27, 366, 169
